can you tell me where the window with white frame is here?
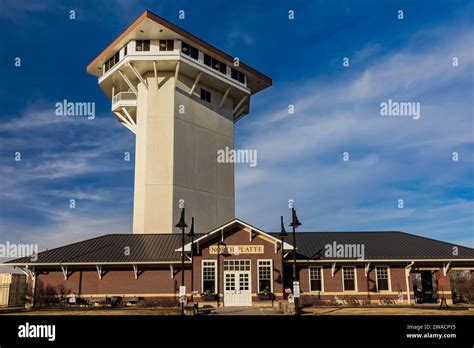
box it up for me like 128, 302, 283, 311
309, 267, 323, 291
104, 52, 120, 73
202, 261, 216, 293
231, 68, 246, 84
136, 40, 150, 52
159, 40, 174, 51
376, 266, 390, 291
343, 267, 356, 291
204, 53, 227, 74
223, 259, 250, 271
258, 260, 272, 293
181, 41, 199, 60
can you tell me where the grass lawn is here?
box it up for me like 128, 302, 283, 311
0, 307, 181, 315
301, 306, 474, 316
2, 306, 473, 316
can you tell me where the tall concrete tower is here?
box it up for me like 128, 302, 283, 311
87, 10, 271, 233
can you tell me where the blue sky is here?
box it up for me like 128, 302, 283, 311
0, 0, 473, 258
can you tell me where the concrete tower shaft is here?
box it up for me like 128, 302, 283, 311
132, 70, 236, 233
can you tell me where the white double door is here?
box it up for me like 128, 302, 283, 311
224, 271, 251, 306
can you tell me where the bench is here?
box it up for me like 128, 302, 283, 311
122, 297, 140, 305
184, 302, 198, 316
87, 297, 109, 307
278, 301, 296, 315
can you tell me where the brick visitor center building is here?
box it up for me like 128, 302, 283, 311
6, 218, 474, 307
5, 11, 474, 308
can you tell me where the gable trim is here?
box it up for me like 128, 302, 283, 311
175, 219, 293, 252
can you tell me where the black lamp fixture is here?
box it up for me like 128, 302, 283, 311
175, 207, 188, 229
175, 205, 188, 315
216, 240, 224, 308
279, 216, 287, 298
280, 215, 287, 237
289, 206, 301, 282
187, 216, 195, 236
289, 205, 301, 314
187, 217, 196, 302
290, 207, 301, 228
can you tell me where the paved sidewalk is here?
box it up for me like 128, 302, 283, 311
207, 306, 282, 316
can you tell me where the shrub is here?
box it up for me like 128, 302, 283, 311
56, 284, 71, 304
34, 282, 58, 307
137, 297, 179, 308
299, 295, 325, 307
450, 270, 474, 303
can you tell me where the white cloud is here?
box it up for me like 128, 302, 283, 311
0, 104, 135, 252
235, 26, 474, 247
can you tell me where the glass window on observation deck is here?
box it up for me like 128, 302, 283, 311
104, 52, 120, 73
182, 42, 199, 60
204, 54, 227, 74
231, 68, 246, 84
204, 53, 212, 67
159, 40, 174, 51
136, 40, 150, 52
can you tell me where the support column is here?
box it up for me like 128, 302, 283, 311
30, 270, 37, 308
405, 261, 414, 305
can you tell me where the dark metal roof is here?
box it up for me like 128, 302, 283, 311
5, 234, 203, 265
268, 231, 474, 260
5, 231, 474, 265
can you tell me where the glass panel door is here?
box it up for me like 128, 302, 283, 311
239, 273, 249, 291
225, 273, 235, 291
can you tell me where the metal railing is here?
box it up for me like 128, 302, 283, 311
112, 92, 136, 105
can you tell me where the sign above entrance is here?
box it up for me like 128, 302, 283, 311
210, 245, 264, 255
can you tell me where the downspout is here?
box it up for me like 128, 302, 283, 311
32, 271, 37, 308
405, 261, 415, 304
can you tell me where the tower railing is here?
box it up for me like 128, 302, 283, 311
112, 92, 137, 111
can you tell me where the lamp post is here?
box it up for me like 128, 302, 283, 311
175, 204, 188, 315
289, 206, 301, 312
215, 241, 229, 308
187, 217, 196, 303
216, 241, 223, 308
279, 216, 287, 299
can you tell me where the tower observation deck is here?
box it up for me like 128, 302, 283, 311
87, 10, 272, 233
